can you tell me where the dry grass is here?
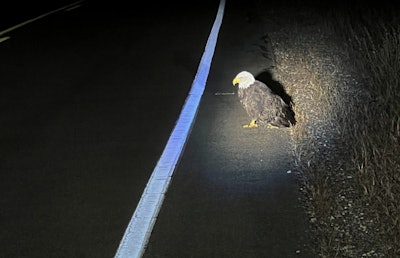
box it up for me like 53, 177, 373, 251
256, 2, 400, 257
337, 19, 400, 256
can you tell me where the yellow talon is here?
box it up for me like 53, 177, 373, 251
243, 120, 258, 128
267, 124, 279, 129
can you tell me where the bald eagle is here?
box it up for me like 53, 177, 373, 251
232, 71, 295, 128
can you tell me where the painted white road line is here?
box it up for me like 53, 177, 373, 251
0, 0, 84, 38
65, 4, 82, 12
0, 37, 10, 43
114, 1, 226, 258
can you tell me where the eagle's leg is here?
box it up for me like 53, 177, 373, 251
243, 119, 258, 128
267, 124, 279, 129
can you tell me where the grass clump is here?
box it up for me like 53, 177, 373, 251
260, 2, 400, 257
338, 18, 400, 256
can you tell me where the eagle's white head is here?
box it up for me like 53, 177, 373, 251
232, 71, 255, 89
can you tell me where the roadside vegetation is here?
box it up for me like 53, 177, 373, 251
257, 1, 400, 257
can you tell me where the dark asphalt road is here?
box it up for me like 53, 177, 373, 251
0, 1, 217, 257
1, 1, 314, 257
144, 1, 314, 257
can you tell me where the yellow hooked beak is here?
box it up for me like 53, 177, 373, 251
232, 77, 239, 86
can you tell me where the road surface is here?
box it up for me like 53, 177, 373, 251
0, 1, 216, 257
0, 1, 313, 257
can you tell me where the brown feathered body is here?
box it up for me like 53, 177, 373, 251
237, 78, 295, 128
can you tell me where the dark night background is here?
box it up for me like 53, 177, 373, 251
1, 0, 399, 257
1, 1, 71, 31
1, 0, 399, 32
0, 0, 217, 31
